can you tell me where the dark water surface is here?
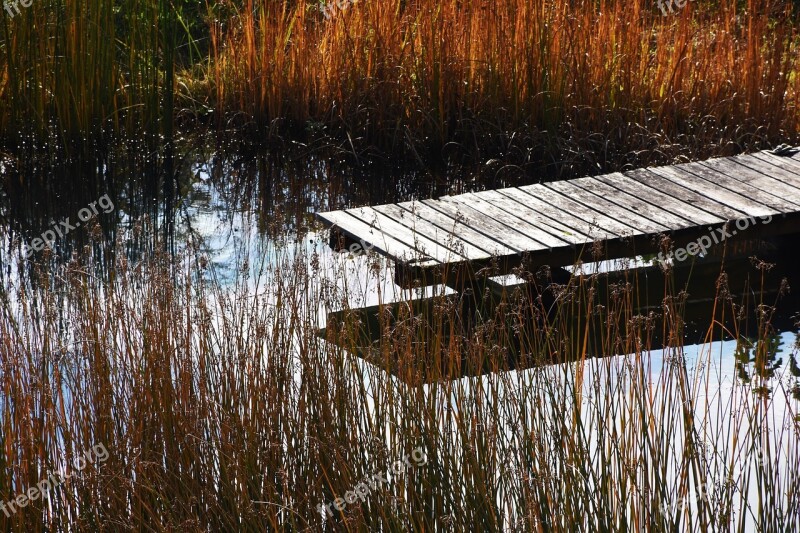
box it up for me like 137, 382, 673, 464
2, 139, 799, 367
0, 139, 482, 271
3, 142, 800, 531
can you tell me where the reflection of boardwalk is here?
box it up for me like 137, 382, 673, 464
319, 240, 800, 382
316, 148, 800, 287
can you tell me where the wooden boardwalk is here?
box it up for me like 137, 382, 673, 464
316, 148, 800, 287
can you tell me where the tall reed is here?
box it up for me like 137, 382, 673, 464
1, 0, 798, 166
198, 0, 800, 166
0, 230, 797, 530
0, 0, 183, 150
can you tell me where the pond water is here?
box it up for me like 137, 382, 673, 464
2, 142, 799, 529
2, 141, 799, 363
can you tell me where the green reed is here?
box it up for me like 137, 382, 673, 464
0, 0, 185, 151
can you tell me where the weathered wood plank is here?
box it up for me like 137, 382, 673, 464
316, 209, 438, 265
366, 204, 483, 261
495, 188, 618, 241
625, 169, 748, 220
780, 149, 800, 167
572, 176, 694, 230
704, 157, 800, 209
594, 172, 727, 226
417, 199, 531, 254
468, 190, 595, 245
756, 150, 800, 169
542, 180, 667, 234
509, 186, 630, 239
683, 160, 800, 212
375, 202, 514, 259
318, 149, 800, 289
644, 166, 775, 218
397, 200, 521, 256
726, 155, 800, 196
440, 193, 572, 248
425, 197, 552, 252
343, 206, 467, 264
737, 153, 800, 183
751, 151, 800, 180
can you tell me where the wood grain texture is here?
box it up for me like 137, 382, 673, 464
316, 149, 800, 286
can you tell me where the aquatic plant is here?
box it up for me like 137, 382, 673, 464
0, 0, 799, 169
0, 231, 797, 531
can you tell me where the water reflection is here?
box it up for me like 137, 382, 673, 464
2, 139, 800, 371
1, 137, 478, 277
2, 141, 798, 531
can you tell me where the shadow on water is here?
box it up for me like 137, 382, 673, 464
3, 139, 800, 384
322, 235, 800, 382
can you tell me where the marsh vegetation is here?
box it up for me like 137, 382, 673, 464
1, 1, 800, 531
